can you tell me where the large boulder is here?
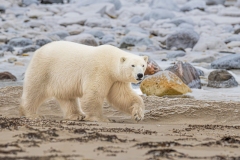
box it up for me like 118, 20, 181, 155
119, 32, 152, 48
207, 69, 238, 88
166, 61, 202, 89
144, 57, 162, 75
7, 37, 33, 47
0, 72, 17, 81
140, 71, 191, 97
65, 33, 98, 46
193, 36, 227, 52
166, 29, 199, 50
211, 54, 240, 69
180, 0, 206, 12
150, 0, 179, 11
143, 9, 175, 21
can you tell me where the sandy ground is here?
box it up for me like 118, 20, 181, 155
0, 86, 240, 160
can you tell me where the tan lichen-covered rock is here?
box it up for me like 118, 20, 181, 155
140, 71, 191, 96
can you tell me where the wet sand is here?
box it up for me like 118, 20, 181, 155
0, 86, 240, 160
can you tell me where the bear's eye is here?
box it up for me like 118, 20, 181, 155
142, 65, 145, 67
132, 65, 135, 67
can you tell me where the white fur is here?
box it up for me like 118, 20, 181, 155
20, 41, 148, 122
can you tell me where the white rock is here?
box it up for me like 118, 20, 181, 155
27, 9, 53, 18
227, 41, 240, 48
218, 7, 240, 17
66, 25, 84, 35
180, 0, 206, 12
150, 0, 179, 11
193, 36, 227, 51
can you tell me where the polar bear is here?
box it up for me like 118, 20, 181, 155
20, 41, 148, 122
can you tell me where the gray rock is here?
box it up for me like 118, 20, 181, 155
205, 0, 225, 5
150, 0, 179, 11
124, 26, 149, 35
40, 0, 64, 4
36, 38, 52, 47
101, 35, 114, 44
58, 12, 86, 26
0, 52, 4, 57
0, 45, 14, 52
8, 38, 33, 47
211, 54, 240, 69
166, 29, 199, 50
207, 69, 238, 88
17, 45, 39, 55
166, 61, 201, 89
48, 31, 70, 40
178, 23, 194, 30
180, 0, 206, 12
130, 15, 143, 24
225, 35, 240, 44
196, 68, 204, 76
77, 0, 121, 10
0, 36, 7, 43
21, 0, 39, 6
85, 18, 112, 28
166, 51, 186, 59
0, 5, 6, 13
143, 9, 175, 21
192, 56, 216, 63
169, 17, 194, 26
84, 30, 105, 39
193, 36, 227, 52
8, 57, 17, 63
119, 32, 153, 48
65, 33, 98, 46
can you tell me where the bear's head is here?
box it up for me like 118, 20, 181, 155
120, 55, 148, 83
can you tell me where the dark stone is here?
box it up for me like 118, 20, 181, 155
234, 28, 240, 34
36, 39, 52, 47
17, 45, 39, 55
8, 37, 33, 47
211, 54, 240, 69
0, 5, 6, 13
0, 45, 15, 52
196, 68, 204, 76
0, 72, 17, 81
206, 0, 225, 5
40, 0, 64, 4
207, 69, 238, 88
166, 29, 199, 50
21, 0, 39, 6
166, 61, 201, 89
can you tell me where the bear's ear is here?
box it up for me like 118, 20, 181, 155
142, 56, 148, 62
120, 57, 126, 63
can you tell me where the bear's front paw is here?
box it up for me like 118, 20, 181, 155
132, 106, 144, 122
65, 113, 86, 121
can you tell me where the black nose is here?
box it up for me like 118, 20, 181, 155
137, 73, 143, 79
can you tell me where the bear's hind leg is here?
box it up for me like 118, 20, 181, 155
57, 98, 86, 121
20, 93, 46, 119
